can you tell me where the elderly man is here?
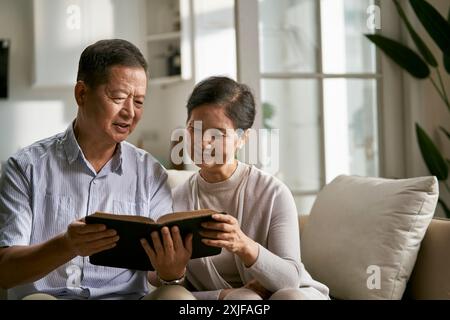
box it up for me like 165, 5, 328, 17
0, 39, 191, 300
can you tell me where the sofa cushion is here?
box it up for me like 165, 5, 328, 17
301, 175, 438, 300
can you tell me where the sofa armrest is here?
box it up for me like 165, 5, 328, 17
299, 214, 309, 235
407, 218, 450, 299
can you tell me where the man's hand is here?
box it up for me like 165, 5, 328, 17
140, 226, 193, 281
63, 220, 119, 257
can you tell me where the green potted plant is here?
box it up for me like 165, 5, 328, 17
366, 0, 450, 217
262, 102, 276, 129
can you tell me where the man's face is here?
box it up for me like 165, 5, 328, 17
79, 65, 147, 144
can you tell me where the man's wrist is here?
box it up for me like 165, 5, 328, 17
58, 233, 76, 259
157, 272, 186, 286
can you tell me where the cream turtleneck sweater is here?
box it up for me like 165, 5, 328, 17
173, 161, 329, 300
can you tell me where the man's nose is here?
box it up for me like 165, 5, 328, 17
121, 98, 135, 118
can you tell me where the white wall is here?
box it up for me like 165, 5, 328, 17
0, 0, 194, 170
403, 0, 450, 217
129, 0, 238, 168
0, 0, 76, 166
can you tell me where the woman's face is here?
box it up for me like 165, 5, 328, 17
187, 105, 243, 170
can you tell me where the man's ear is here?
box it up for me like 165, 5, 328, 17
74, 81, 87, 107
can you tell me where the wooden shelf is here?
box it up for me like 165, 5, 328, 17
146, 31, 181, 42
145, 0, 191, 83
149, 75, 182, 86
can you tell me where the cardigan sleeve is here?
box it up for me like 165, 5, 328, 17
245, 183, 302, 291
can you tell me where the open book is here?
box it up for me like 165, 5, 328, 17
85, 209, 223, 271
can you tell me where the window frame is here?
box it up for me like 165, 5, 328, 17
235, 0, 406, 200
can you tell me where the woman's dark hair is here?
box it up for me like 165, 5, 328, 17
186, 76, 256, 130
77, 39, 148, 88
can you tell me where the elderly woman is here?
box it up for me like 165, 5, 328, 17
160, 76, 329, 300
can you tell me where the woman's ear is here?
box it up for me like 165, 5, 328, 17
74, 81, 87, 108
236, 129, 249, 150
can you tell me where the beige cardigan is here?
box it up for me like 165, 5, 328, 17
172, 162, 329, 300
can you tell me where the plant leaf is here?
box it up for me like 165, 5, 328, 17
445, 55, 450, 74
438, 199, 450, 219
416, 123, 448, 180
393, 0, 437, 67
410, 0, 450, 57
444, 6, 450, 74
366, 34, 430, 78
440, 126, 450, 140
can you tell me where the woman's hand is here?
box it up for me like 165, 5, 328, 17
140, 226, 193, 281
218, 288, 234, 300
200, 214, 259, 267
244, 279, 272, 299
219, 280, 272, 300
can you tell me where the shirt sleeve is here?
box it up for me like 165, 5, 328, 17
246, 183, 302, 291
148, 162, 173, 220
0, 157, 33, 247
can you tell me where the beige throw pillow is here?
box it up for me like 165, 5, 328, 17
301, 175, 439, 300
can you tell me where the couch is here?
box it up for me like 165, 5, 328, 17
1, 170, 449, 300
166, 170, 450, 300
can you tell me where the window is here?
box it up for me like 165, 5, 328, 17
238, 0, 381, 213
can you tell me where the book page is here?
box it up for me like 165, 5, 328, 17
90, 212, 156, 224
156, 209, 217, 225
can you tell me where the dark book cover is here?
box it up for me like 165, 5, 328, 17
85, 210, 223, 271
